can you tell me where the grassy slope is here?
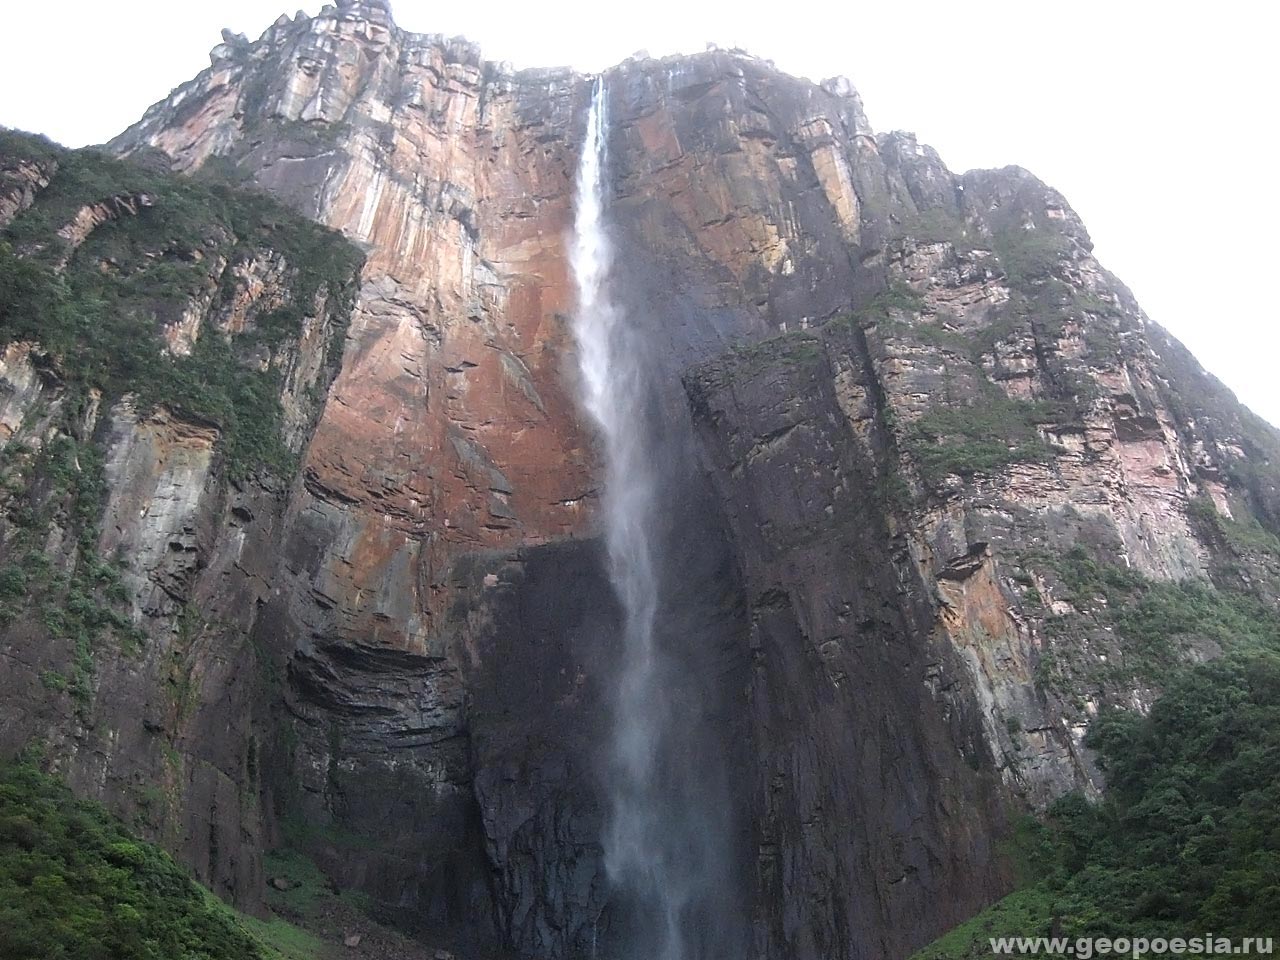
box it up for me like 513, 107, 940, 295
0, 759, 320, 960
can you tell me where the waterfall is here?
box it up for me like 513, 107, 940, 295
570, 78, 691, 959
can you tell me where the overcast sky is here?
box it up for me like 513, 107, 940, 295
2, 1, 1277, 425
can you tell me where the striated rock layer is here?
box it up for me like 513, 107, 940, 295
2, 0, 1274, 958
0, 131, 364, 908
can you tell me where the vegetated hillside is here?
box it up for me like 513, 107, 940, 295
5, 0, 1280, 954
0, 128, 363, 479
0, 126, 364, 909
911, 547, 1280, 956
0, 756, 290, 960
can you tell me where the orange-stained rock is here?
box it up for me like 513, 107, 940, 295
90, 5, 1280, 958
115, 8, 604, 648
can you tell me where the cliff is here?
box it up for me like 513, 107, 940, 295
0, 126, 362, 906
2, 0, 1277, 957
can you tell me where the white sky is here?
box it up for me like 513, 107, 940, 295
2, 0, 1277, 426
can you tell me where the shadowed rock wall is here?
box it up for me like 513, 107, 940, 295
1, 1, 1273, 957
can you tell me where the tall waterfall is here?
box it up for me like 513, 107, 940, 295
570, 78, 694, 959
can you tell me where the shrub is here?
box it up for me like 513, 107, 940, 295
913, 583, 1280, 956
0, 131, 363, 480
993, 228, 1073, 289
1190, 495, 1280, 559
906, 396, 1061, 482
0, 760, 267, 960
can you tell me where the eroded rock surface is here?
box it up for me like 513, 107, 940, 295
0, 134, 362, 906
0, 2, 1275, 959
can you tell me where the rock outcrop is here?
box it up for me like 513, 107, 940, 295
0, 130, 363, 906
1, 1, 1276, 958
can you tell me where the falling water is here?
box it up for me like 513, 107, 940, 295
570, 78, 692, 959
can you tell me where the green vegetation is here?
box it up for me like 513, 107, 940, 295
914, 886, 1056, 959
239, 916, 324, 960
694, 285, 910, 390
278, 809, 377, 857
876, 315, 976, 355
863, 281, 927, 317
262, 850, 334, 919
0, 128, 363, 480
0, 428, 145, 707
979, 192, 1080, 292
919, 549, 1280, 956
256, 845, 375, 953
726, 328, 824, 375
871, 301, 1030, 370
1017, 278, 1122, 369
914, 650, 1280, 956
0, 128, 363, 709
1033, 547, 1279, 692
262, 845, 371, 917
897, 206, 973, 249
1057, 653, 1280, 935
906, 395, 1061, 482
829, 281, 928, 332
1189, 495, 1280, 559
1144, 322, 1280, 537
0, 758, 306, 960
983, 218, 1124, 397
714, 284, 928, 383
873, 464, 914, 514
993, 229, 1072, 288
984, 210, 1124, 377
0, 129, 62, 167
855, 282, 1102, 487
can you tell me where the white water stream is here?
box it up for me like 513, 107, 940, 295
570, 78, 691, 959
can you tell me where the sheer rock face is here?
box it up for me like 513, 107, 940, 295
66, 2, 1280, 958
0, 247, 359, 909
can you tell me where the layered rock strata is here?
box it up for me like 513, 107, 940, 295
0, 1, 1275, 958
